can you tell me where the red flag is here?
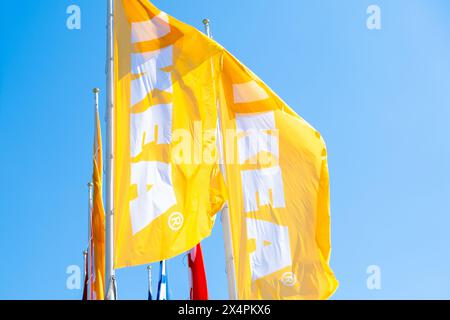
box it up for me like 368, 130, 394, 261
188, 244, 209, 300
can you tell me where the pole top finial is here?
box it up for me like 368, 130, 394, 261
202, 18, 210, 26
147, 265, 152, 271
83, 249, 88, 255
88, 182, 94, 188
93, 88, 100, 94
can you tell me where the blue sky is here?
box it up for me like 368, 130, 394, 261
1, 0, 450, 300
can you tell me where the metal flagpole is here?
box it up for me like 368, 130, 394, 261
147, 265, 153, 300
93, 87, 101, 114
87, 182, 94, 300
83, 249, 88, 299
105, 0, 116, 300
202, 19, 238, 300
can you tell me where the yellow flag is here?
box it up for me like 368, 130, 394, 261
113, 0, 337, 299
217, 51, 339, 299
113, 0, 225, 267
92, 99, 105, 300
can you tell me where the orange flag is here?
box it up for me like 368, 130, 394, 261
91, 90, 106, 300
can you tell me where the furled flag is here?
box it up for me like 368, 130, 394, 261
91, 90, 106, 300
188, 244, 209, 300
157, 261, 169, 300
113, 0, 226, 268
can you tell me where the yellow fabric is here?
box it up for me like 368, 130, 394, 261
113, 0, 337, 299
92, 106, 105, 300
218, 52, 338, 299
114, 0, 225, 267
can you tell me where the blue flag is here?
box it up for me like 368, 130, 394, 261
157, 261, 169, 300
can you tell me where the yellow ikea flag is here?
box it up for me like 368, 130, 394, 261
113, 0, 225, 267
92, 101, 105, 300
113, 0, 337, 299
217, 51, 339, 299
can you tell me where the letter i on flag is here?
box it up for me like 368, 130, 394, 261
157, 261, 169, 300
188, 244, 209, 300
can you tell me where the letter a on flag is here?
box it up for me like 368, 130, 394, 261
113, 0, 226, 267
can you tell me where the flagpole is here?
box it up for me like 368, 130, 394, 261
87, 182, 94, 300
202, 18, 238, 300
105, 0, 116, 299
83, 249, 88, 299
147, 265, 153, 300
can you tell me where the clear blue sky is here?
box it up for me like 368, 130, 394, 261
1, 0, 450, 300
